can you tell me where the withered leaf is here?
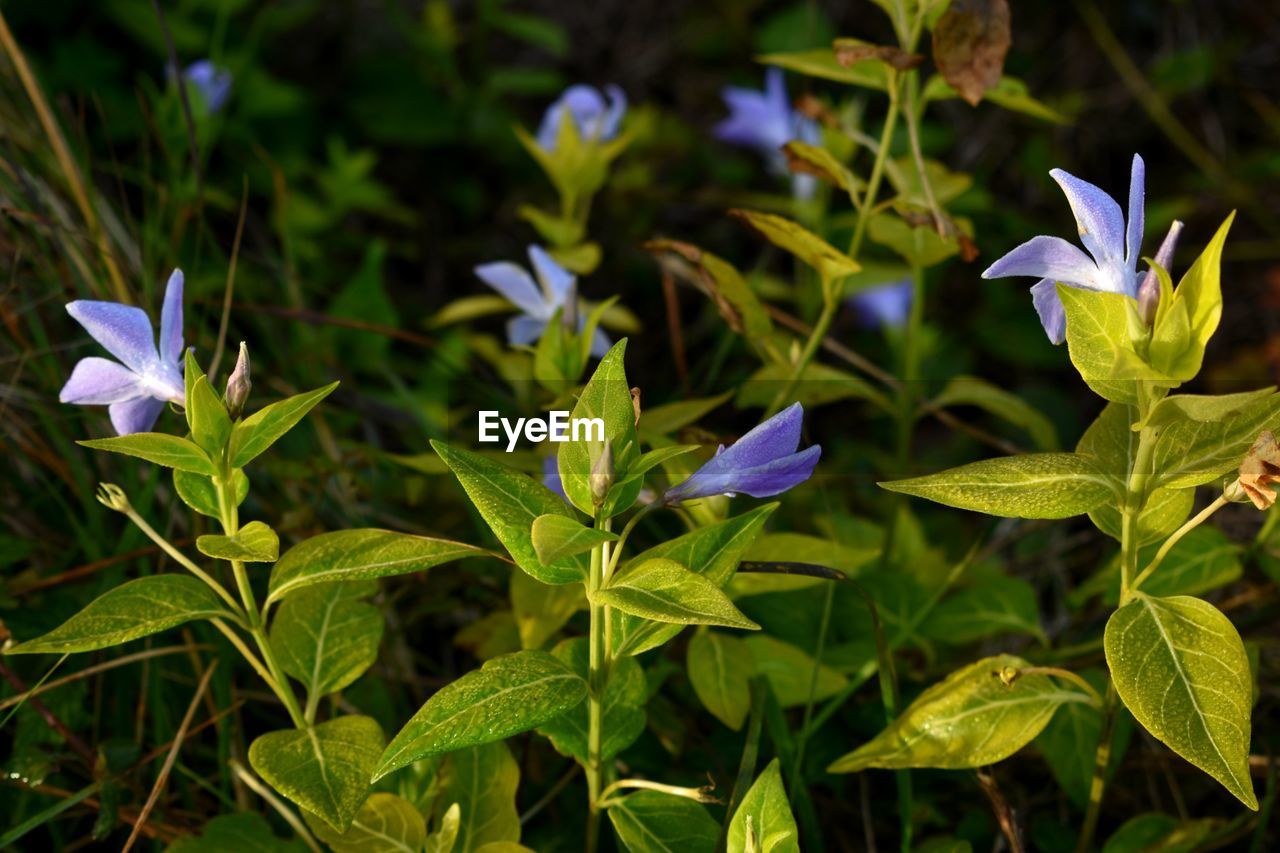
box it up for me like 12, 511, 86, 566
932, 0, 1011, 106
833, 38, 923, 72
1239, 430, 1280, 510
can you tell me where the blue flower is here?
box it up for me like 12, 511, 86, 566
474, 246, 610, 356
60, 270, 186, 435
715, 68, 820, 197
982, 154, 1176, 344
543, 455, 567, 499
847, 278, 914, 330
536, 85, 627, 151
664, 403, 821, 503
182, 60, 232, 113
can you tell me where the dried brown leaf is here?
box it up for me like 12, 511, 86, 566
932, 0, 1011, 106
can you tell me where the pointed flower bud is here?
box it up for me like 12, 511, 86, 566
589, 440, 614, 506
96, 483, 131, 513
225, 342, 251, 419
1136, 220, 1183, 325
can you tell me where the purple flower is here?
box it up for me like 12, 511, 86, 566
474, 246, 610, 357
664, 403, 821, 503
848, 278, 913, 330
543, 455, 567, 499
182, 60, 232, 113
536, 85, 627, 151
60, 269, 186, 436
982, 154, 1181, 344
714, 68, 820, 197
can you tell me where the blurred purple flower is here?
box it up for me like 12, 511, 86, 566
543, 455, 566, 499
848, 278, 913, 330
474, 246, 610, 356
536, 85, 627, 151
61, 269, 186, 436
714, 68, 820, 197
182, 60, 232, 113
664, 403, 820, 503
981, 154, 1181, 344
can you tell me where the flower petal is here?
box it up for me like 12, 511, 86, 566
507, 314, 547, 347
528, 245, 574, 306
1030, 278, 1068, 344
66, 300, 159, 374
601, 85, 627, 140
848, 279, 914, 329
108, 395, 167, 436
665, 403, 808, 502
475, 262, 547, 318
60, 357, 143, 404
720, 445, 822, 498
1125, 154, 1145, 267
981, 235, 1100, 287
542, 455, 567, 499
159, 268, 184, 363
1049, 167, 1126, 269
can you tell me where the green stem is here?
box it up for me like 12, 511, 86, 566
1119, 423, 1157, 604
1077, 683, 1119, 853
585, 513, 613, 853
1018, 666, 1104, 708
120, 504, 246, 620
1132, 494, 1230, 592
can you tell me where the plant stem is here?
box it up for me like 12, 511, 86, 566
585, 513, 613, 853
1132, 494, 1230, 592
1076, 683, 1119, 853
120, 505, 246, 620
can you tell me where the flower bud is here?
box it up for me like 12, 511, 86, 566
589, 440, 614, 506
1136, 220, 1183, 325
225, 342, 251, 419
96, 483, 131, 513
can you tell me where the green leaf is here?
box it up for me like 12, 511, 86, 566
1150, 391, 1280, 489
616, 445, 699, 487
735, 361, 891, 413
1058, 285, 1165, 404
828, 655, 1091, 772
1101, 813, 1219, 853
168, 812, 308, 852
537, 637, 646, 764
759, 48, 890, 90
639, 392, 733, 437
1034, 670, 1116, 808
426, 803, 460, 853
1088, 486, 1194, 548
1156, 213, 1233, 379
612, 504, 777, 657
187, 376, 232, 457
727, 759, 800, 853
7, 576, 228, 654
745, 635, 847, 708
516, 204, 584, 247
531, 514, 617, 565
1104, 593, 1256, 808
880, 453, 1114, 519
268, 528, 485, 604
229, 381, 339, 468
867, 213, 967, 270
607, 791, 718, 853
1123, 527, 1241, 601
596, 558, 759, 630
641, 241, 772, 340
510, 570, 583, 650
305, 793, 426, 853
730, 209, 860, 282
437, 742, 521, 851
920, 577, 1046, 645
686, 629, 755, 731
198, 520, 280, 563
248, 715, 385, 832
557, 340, 641, 517
434, 441, 587, 585
174, 469, 248, 519
922, 74, 1068, 123
932, 376, 1058, 450
781, 141, 863, 198
78, 433, 216, 475
270, 582, 383, 699
376, 650, 586, 779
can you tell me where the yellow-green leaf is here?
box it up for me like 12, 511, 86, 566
595, 558, 759, 630
79, 433, 215, 475
306, 793, 426, 853
730, 209, 860, 282
687, 629, 756, 731
229, 381, 338, 468
198, 520, 280, 563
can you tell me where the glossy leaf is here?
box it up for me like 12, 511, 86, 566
268, 528, 485, 604
759, 48, 890, 90
729, 209, 860, 282
1123, 527, 1241, 601
437, 741, 521, 851
881, 453, 1113, 519
7, 575, 228, 654
727, 759, 800, 853
78, 433, 215, 475
686, 630, 755, 730
531, 514, 616, 565
270, 581, 383, 699
557, 339, 641, 516
248, 715, 385, 832
595, 558, 759, 630
828, 654, 1091, 772
607, 791, 718, 853
229, 381, 339, 468
306, 793, 426, 853
1088, 486, 1194, 548
1105, 593, 1256, 808
198, 520, 280, 563
377, 650, 586, 778
538, 637, 646, 763
1150, 391, 1280, 489
174, 469, 248, 519
187, 375, 232, 456
434, 441, 587, 585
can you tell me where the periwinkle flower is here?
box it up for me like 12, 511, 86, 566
181, 60, 232, 113
664, 403, 821, 503
982, 154, 1183, 344
848, 278, 913, 330
543, 455, 567, 499
474, 246, 610, 357
60, 269, 186, 436
715, 68, 820, 197
536, 84, 627, 152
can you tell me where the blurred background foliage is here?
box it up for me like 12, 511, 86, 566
2, 0, 1280, 849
